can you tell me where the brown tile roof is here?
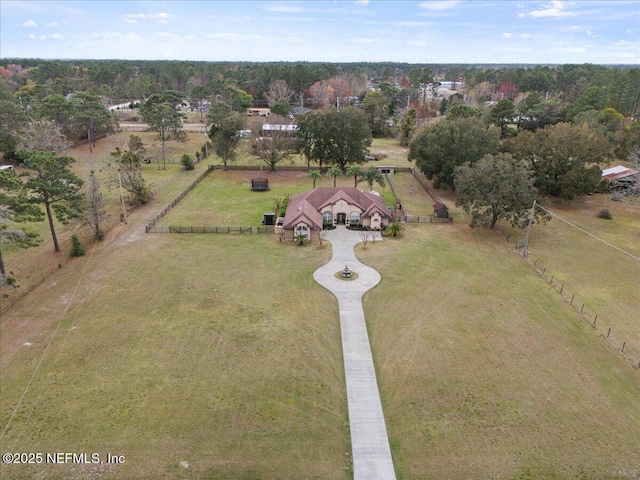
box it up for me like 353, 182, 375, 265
283, 187, 391, 229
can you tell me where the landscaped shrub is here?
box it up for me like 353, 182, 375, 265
70, 234, 85, 257
347, 225, 369, 231
597, 209, 613, 220
181, 154, 194, 170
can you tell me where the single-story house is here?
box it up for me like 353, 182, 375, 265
261, 124, 299, 135
279, 187, 392, 242
247, 107, 271, 117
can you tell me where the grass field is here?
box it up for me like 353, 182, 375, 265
156, 169, 397, 228
2, 132, 639, 479
358, 223, 640, 479
496, 195, 640, 364
1, 233, 351, 479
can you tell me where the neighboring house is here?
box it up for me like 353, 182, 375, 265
280, 187, 392, 241
247, 107, 271, 116
602, 165, 639, 191
433, 202, 449, 218
493, 82, 517, 101
290, 106, 311, 116
261, 124, 299, 135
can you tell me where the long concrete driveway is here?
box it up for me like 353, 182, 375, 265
313, 227, 396, 480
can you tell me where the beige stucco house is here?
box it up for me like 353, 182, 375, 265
277, 187, 392, 241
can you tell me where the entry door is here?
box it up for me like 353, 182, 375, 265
336, 213, 346, 225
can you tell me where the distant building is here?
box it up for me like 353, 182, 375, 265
261, 124, 298, 135
602, 165, 639, 191
247, 107, 271, 116
493, 82, 517, 101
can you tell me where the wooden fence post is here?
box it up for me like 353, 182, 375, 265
607, 328, 611, 338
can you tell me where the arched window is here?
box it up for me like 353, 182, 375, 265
350, 211, 360, 225
323, 211, 332, 224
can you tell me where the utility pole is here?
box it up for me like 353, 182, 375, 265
522, 200, 536, 258
118, 171, 127, 224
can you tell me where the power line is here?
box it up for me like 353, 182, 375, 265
536, 204, 640, 263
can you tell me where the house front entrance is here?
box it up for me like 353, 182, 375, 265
336, 213, 347, 225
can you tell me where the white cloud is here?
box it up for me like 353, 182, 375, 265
350, 37, 380, 44
407, 39, 429, 47
205, 33, 265, 41
355, 0, 370, 5
526, 1, 576, 18
185, 35, 197, 41
45, 21, 62, 28
391, 21, 436, 27
153, 32, 182, 42
22, 19, 38, 29
503, 32, 513, 38
519, 33, 531, 38
418, 1, 462, 11
91, 31, 143, 41
551, 46, 587, 53
32, 34, 63, 41
124, 13, 173, 24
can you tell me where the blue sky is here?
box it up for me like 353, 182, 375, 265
1, 1, 638, 64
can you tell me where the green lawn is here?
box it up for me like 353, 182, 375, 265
156, 170, 397, 227
495, 195, 640, 363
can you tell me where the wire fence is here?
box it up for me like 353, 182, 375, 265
499, 227, 640, 370
147, 225, 275, 234
521, 252, 639, 369
0, 264, 64, 312
411, 169, 442, 204
144, 166, 215, 233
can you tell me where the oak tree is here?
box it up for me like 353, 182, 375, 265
454, 153, 546, 229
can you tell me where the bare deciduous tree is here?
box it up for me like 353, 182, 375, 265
359, 230, 370, 249
81, 171, 108, 240
266, 79, 292, 107
16, 120, 71, 153
318, 228, 328, 248
626, 146, 640, 196
370, 229, 380, 244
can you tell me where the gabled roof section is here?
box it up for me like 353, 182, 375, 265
283, 187, 390, 229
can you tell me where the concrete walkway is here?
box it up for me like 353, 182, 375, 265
313, 227, 396, 480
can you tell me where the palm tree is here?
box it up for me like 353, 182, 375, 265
326, 166, 342, 187
346, 165, 365, 188
309, 169, 321, 189
364, 166, 385, 191
387, 222, 404, 237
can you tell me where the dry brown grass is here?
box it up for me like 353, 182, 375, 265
1, 229, 351, 479
3, 131, 639, 479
